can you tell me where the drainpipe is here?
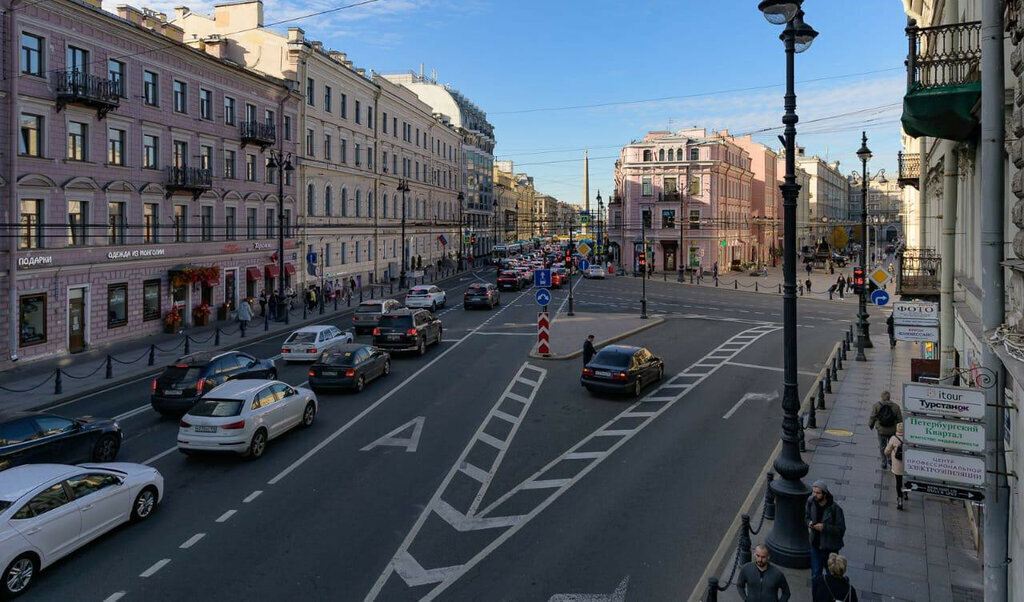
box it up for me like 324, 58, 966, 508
918, 138, 927, 248
7, 5, 20, 362
373, 84, 380, 283
980, 0, 1009, 599
939, 143, 957, 377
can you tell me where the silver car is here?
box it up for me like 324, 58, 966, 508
351, 299, 402, 334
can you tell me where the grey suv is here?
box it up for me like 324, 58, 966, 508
351, 299, 402, 334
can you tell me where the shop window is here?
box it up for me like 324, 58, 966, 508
107, 284, 127, 328
143, 280, 160, 322
19, 293, 46, 346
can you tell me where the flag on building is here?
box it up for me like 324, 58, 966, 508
438, 234, 448, 246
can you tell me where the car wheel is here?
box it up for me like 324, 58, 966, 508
657, 366, 665, 381
91, 434, 120, 462
268, 369, 278, 380
430, 302, 437, 311
1, 554, 37, 598
464, 304, 471, 310
354, 376, 365, 393
247, 429, 268, 460
130, 486, 158, 523
417, 338, 426, 356
633, 379, 643, 398
383, 360, 391, 376
301, 402, 316, 427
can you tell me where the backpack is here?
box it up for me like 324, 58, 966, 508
894, 436, 904, 461
877, 403, 897, 428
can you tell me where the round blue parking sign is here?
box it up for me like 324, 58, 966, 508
871, 289, 890, 306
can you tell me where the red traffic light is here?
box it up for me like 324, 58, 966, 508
638, 252, 647, 266
852, 267, 865, 286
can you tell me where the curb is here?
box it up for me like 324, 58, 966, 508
528, 315, 666, 360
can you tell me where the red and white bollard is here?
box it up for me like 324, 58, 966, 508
537, 312, 550, 356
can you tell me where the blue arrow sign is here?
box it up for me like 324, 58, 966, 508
871, 289, 890, 306
534, 269, 552, 288
535, 288, 551, 306
578, 259, 591, 272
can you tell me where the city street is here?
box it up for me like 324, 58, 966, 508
19, 273, 861, 601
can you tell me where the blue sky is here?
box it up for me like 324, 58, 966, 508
130, 0, 910, 206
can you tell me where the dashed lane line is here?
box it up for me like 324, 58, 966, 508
215, 509, 237, 523
142, 446, 177, 466
103, 592, 126, 602
243, 490, 262, 503
139, 559, 171, 578
179, 533, 205, 549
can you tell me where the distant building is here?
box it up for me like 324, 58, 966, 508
779, 148, 850, 251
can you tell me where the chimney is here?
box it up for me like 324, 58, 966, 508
328, 51, 346, 63
215, 0, 263, 29
174, 6, 189, 20
287, 27, 304, 43
356, 68, 365, 77
203, 35, 227, 59
117, 5, 144, 25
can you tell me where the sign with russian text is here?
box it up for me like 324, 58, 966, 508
905, 415, 985, 454
895, 325, 939, 342
893, 301, 939, 326
904, 383, 986, 420
904, 448, 985, 487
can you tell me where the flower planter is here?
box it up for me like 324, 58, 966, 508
217, 305, 230, 321
164, 322, 182, 334
193, 315, 210, 327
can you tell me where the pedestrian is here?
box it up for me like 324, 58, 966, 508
309, 286, 318, 311
828, 260, 835, 275
846, 275, 853, 288
805, 479, 846, 584
869, 391, 903, 469
349, 277, 356, 293
812, 553, 858, 602
237, 297, 253, 332
837, 275, 846, 298
736, 544, 790, 602
805, 262, 812, 277
805, 278, 812, 293
258, 290, 267, 316
583, 334, 596, 366
884, 422, 908, 510
713, 261, 719, 280
886, 314, 896, 348
269, 291, 279, 321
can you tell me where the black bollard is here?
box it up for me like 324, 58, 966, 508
359, 288, 363, 302
54, 369, 62, 394
817, 381, 827, 410
706, 578, 719, 602
764, 472, 776, 520
841, 342, 848, 361
663, 272, 667, 282
808, 390, 819, 429
215, 327, 221, 346
689, 271, 694, 284
778, 283, 782, 294
849, 324, 854, 340
835, 353, 843, 372
371, 286, 375, 299
734, 280, 738, 290
148, 345, 155, 366
715, 277, 719, 287
303, 303, 307, 320
320, 299, 325, 315
105, 355, 113, 379
824, 368, 832, 393
390, 281, 394, 294
818, 378, 827, 406
832, 358, 839, 382
334, 295, 338, 311
184, 335, 191, 355
240, 321, 246, 338
755, 281, 759, 292
347, 293, 352, 307
739, 514, 753, 565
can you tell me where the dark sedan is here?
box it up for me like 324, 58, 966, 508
464, 283, 500, 309
308, 344, 391, 393
151, 350, 277, 415
0, 411, 122, 470
581, 345, 665, 397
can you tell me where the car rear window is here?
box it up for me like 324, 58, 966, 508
356, 305, 382, 314
286, 332, 317, 344
378, 315, 413, 328
409, 289, 428, 296
189, 399, 244, 417
162, 366, 204, 382
468, 285, 487, 292
322, 350, 358, 366
593, 350, 634, 368
500, 271, 517, 277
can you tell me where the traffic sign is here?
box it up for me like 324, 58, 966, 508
463, 235, 471, 244
534, 269, 552, 288
537, 312, 551, 356
578, 258, 591, 272
870, 289, 890, 306
579, 214, 590, 225
535, 288, 551, 306
905, 480, 984, 502
306, 252, 317, 264
576, 242, 592, 256
868, 267, 891, 287
904, 448, 985, 487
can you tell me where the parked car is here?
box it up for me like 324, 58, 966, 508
464, 283, 500, 309
0, 412, 122, 471
581, 345, 664, 397
177, 379, 318, 459
352, 299, 403, 334
280, 325, 353, 362
405, 285, 447, 310
372, 309, 443, 355
151, 351, 277, 415
0, 462, 163, 598
308, 344, 391, 393
831, 253, 848, 267
583, 265, 606, 279
497, 270, 522, 291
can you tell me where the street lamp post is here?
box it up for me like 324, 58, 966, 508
854, 132, 883, 359
760, 0, 817, 569
457, 192, 465, 271
640, 203, 649, 319
596, 191, 603, 267
567, 217, 575, 316
398, 179, 410, 289
266, 151, 294, 324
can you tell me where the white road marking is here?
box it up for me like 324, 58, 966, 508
179, 533, 205, 549
139, 558, 171, 578
114, 404, 151, 421
726, 361, 818, 376
473, 332, 536, 336
360, 416, 425, 453
103, 592, 127, 602
143, 446, 177, 465
549, 576, 630, 601
243, 490, 263, 503
722, 391, 781, 419
215, 509, 236, 523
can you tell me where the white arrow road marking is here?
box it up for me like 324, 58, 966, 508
549, 576, 630, 602
722, 391, 780, 420
360, 416, 425, 453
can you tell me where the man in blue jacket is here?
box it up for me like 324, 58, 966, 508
805, 480, 846, 584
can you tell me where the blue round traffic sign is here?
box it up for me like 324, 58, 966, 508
871, 289, 890, 306
578, 259, 591, 272
535, 288, 551, 306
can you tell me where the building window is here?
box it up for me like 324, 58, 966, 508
107, 283, 127, 328
246, 154, 257, 182
689, 148, 699, 161
661, 209, 676, 229
19, 293, 46, 346
642, 149, 652, 162
107, 128, 125, 166
641, 177, 653, 197
144, 203, 159, 243
173, 80, 187, 113
143, 134, 158, 169
173, 140, 187, 168
143, 70, 158, 106
108, 202, 125, 244
200, 145, 213, 172
340, 139, 347, 164
225, 207, 236, 240
324, 134, 332, 161
355, 190, 362, 217
393, 117, 398, 137
142, 279, 161, 322
368, 145, 373, 169
340, 94, 347, 118
245, 103, 256, 124
283, 115, 292, 141
306, 129, 314, 156
325, 186, 333, 216
224, 97, 236, 125
341, 242, 347, 264
67, 200, 88, 247
306, 78, 315, 105
658, 149, 665, 162
199, 89, 212, 119
668, 149, 674, 161
382, 112, 388, 133
19, 114, 42, 157
247, 208, 258, 239
66, 45, 88, 73
307, 184, 316, 216
108, 60, 125, 97
21, 33, 43, 76
173, 205, 186, 242
265, 208, 275, 238
324, 85, 332, 112
325, 243, 332, 267
20, 199, 41, 249
283, 209, 292, 237
689, 209, 701, 230
224, 150, 236, 179
200, 205, 213, 241
67, 121, 87, 161
367, 105, 373, 129
341, 188, 348, 217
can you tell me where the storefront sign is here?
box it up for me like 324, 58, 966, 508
892, 301, 939, 326
904, 449, 985, 487
107, 248, 166, 260
17, 255, 53, 268
252, 242, 274, 250
895, 325, 939, 342
904, 383, 986, 420
905, 415, 985, 453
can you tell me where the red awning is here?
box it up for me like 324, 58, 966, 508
246, 267, 261, 282
284, 263, 296, 275
265, 265, 280, 279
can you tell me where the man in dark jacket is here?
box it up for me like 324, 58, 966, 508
869, 391, 903, 469
805, 480, 846, 585
886, 314, 896, 348
737, 544, 790, 601
582, 335, 596, 366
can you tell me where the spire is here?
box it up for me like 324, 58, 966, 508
583, 150, 590, 234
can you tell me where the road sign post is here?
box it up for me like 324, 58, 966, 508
537, 312, 550, 356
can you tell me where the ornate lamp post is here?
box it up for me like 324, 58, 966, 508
853, 132, 885, 359
457, 192, 465, 271
596, 191, 603, 266
266, 151, 294, 323
759, 0, 817, 569
397, 178, 410, 289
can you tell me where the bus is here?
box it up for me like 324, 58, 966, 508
492, 242, 523, 261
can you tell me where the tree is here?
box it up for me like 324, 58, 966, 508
829, 226, 849, 250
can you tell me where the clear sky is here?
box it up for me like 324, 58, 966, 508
124, 0, 911, 206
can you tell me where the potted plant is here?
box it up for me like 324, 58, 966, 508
164, 307, 183, 334
192, 302, 212, 327
217, 300, 232, 321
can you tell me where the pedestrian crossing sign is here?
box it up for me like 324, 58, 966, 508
869, 267, 891, 287
579, 214, 590, 225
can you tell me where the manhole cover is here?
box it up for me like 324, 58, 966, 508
810, 438, 840, 447
824, 429, 854, 437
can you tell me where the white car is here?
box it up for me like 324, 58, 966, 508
584, 265, 607, 279
177, 379, 318, 459
0, 463, 163, 598
280, 325, 353, 362
405, 285, 446, 310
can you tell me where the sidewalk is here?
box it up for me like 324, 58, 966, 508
0, 268, 477, 413
706, 338, 983, 601
528, 311, 665, 360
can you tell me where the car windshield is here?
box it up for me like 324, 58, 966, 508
189, 399, 244, 417
378, 315, 413, 328
286, 332, 317, 344
592, 350, 634, 368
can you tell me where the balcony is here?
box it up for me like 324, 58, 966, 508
53, 70, 120, 119
659, 191, 680, 202
897, 248, 940, 298
897, 151, 921, 189
165, 167, 213, 200
240, 121, 276, 150
902, 20, 981, 141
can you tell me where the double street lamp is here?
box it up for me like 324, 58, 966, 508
266, 150, 294, 324
397, 178, 410, 289
759, 0, 817, 569
853, 132, 885, 360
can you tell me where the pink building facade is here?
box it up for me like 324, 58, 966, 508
610, 129, 755, 274
732, 135, 781, 266
0, 0, 299, 366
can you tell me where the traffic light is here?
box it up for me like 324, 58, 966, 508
470, 235, 476, 244
638, 252, 647, 267
564, 247, 572, 262
852, 267, 865, 293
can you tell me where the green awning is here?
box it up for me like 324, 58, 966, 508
901, 82, 981, 141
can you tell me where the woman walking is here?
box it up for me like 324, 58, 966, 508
883, 422, 908, 510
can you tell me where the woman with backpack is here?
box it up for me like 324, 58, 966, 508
884, 422, 908, 510
868, 391, 903, 470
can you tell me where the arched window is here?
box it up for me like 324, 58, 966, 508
306, 183, 315, 216
324, 185, 333, 216
668, 149, 674, 161
678, 148, 684, 160
341, 188, 348, 217
658, 149, 665, 162
642, 149, 652, 162
382, 193, 388, 218
368, 192, 374, 217
355, 190, 362, 217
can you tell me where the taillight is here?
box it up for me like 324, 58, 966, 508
307, 348, 317, 354
179, 419, 191, 428
406, 328, 418, 336
345, 369, 355, 377
308, 369, 315, 377
582, 368, 595, 377
222, 420, 246, 430
152, 379, 158, 392
281, 348, 288, 354
196, 379, 205, 394
612, 372, 629, 381
352, 316, 357, 322
373, 327, 381, 336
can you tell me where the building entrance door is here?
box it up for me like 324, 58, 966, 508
664, 249, 676, 272
68, 288, 86, 353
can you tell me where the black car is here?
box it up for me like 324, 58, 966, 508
308, 344, 391, 392
464, 283, 500, 309
0, 411, 122, 470
151, 350, 277, 415
581, 345, 665, 397
372, 309, 443, 355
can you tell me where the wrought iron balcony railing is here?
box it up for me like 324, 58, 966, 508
897, 248, 940, 297
898, 151, 921, 189
658, 191, 680, 202
906, 20, 981, 89
53, 70, 120, 119
165, 167, 213, 200
240, 121, 276, 150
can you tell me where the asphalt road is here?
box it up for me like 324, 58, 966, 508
17, 269, 859, 601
